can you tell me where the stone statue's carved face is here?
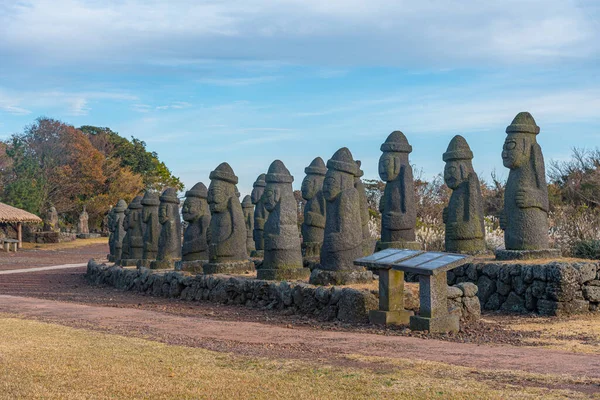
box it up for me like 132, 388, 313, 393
182, 197, 201, 222
378, 153, 401, 182
301, 174, 322, 201
502, 133, 530, 170
323, 171, 343, 202
158, 203, 169, 224
444, 160, 467, 190
208, 180, 232, 213
251, 186, 264, 204
263, 184, 281, 212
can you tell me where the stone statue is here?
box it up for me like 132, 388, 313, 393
259, 160, 309, 280
141, 191, 160, 263
301, 157, 326, 258
242, 195, 255, 255
355, 160, 372, 255
78, 206, 89, 235
112, 200, 127, 262
310, 147, 372, 285
204, 163, 253, 274
151, 188, 182, 269
251, 173, 269, 256
181, 182, 211, 262
44, 206, 59, 232
498, 112, 559, 260
121, 207, 131, 260
107, 207, 116, 261
122, 196, 144, 263
442, 135, 486, 254
377, 131, 419, 250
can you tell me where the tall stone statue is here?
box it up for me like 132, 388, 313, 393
180, 182, 211, 270
259, 160, 310, 281
355, 160, 373, 255
44, 206, 59, 232
140, 191, 160, 265
377, 131, 419, 250
301, 157, 326, 258
242, 195, 255, 255
204, 163, 253, 274
112, 199, 127, 262
150, 188, 182, 269
498, 112, 559, 260
107, 207, 116, 261
121, 207, 131, 260
77, 206, 89, 235
120, 196, 144, 265
251, 173, 269, 257
442, 135, 486, 254
310, 148, 373, 285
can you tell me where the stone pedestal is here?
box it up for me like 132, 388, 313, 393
376, 241, 421, 252
410, 272, 459, 333
149, 260, 176, 270
203, 261, 255, 275
136, 259, 152, 268
257, 267, 311, 281
369, 269, 413, 325
119, 259, 140, 267
495, 249, 561, 261
309, 267, 373, 286
175, 260, 207, 274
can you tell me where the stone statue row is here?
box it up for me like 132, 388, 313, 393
107, 111, 557, 284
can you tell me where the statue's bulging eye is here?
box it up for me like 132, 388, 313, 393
505, 141, 516, 150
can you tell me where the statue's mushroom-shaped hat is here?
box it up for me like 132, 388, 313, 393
185, 182, 208, 199
114, 199, 128, 212
355, 160, 364, 178
443, 135, 474, 162
304, 157, 327, 176
160, 187, 180, 204
128, 195, 143, 210
266, 160, 294, 184
253, 173, 267, 188
241, 195, 253, 209
327, 147, 359, 176
210, 162, 239, 185
141, 191, 160, 206
506, 112, 540, 135
380, 131, 413, 153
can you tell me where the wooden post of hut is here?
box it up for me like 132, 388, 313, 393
0, 202, 43, 249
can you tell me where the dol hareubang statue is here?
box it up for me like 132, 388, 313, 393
355, 160, 373, 255
259, 160, 310, 280
181, 182, 210, 262
203, 163, 253, 274
241, 195, 255, 255
301, 157, 326, 258
310, 148, 372, 285
377, 131, 419, 250
112, 199, 127, 262
442, 135, 486, 254
120, 196, 144, 265
150, 188, 182, 269
497, 112, 560, 260
140, 191, 160, 265
251, 173, 269, 257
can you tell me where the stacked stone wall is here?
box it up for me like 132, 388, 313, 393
86, 260, 480, 323
448, 261, 599, 315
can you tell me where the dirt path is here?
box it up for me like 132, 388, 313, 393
1, 294, 599, 380
0, 242, 107, 271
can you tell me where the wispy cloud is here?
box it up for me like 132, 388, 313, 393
196, 76, 278, 86
156, 101, 192, 110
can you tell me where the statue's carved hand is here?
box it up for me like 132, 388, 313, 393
442, 207, 448, 224
499, 211, 506, 231
382, 211, 400, 229
515, 189, 533, 209
445, 222, 455, 237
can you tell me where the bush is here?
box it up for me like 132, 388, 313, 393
572, 240, 600, 260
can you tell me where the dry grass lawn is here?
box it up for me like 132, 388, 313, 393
0, 316, 598, 399
21, 237, 108, 251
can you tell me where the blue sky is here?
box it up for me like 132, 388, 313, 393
1, 0, 599, 196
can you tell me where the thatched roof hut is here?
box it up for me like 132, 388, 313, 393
0, 202, 42, 249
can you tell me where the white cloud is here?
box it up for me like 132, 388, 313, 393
155, 102, 192, 110
196, 76, 278, 86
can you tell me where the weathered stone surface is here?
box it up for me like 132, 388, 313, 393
411, 272, 460, 333
125, 196, 144, 260
311, 148, 372, 285
354, 160, 372, 255
77, 206, 89, 235
456, 282, 478, 297
442, 136, 486, 254
499, 112, 554, 256
44, 206, 59, 232
121, 207, 131, 260
501, 291, 526, 313
107, 207, 116, 260
112, 200, 127, 261
251, 173, 269, 254
259, 160, 309, 281
301, 157, 326, 258
141, 191, 160, 261
495, 249, 561, 261
447, 285, 463, 299
207, 163, 248, 266
153, 188, 182, 268
377, 131, 418, 250
337, 288, 378, 323
242, 195, 255, 255
182, 182, 210, 261
583, 286, 600, 302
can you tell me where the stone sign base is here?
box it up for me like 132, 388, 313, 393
203, 260, 255, 275
309, 267, 373, 286
376, 241, 421, 251
410, 314, 460, 333
150, 259, 178, 270
119, 259, 140, 267
257, 267, 311, 281
495, 249, 561, 261
175, 260, 207, 274
250, 250, 264, 258
369, 309, 414, 325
